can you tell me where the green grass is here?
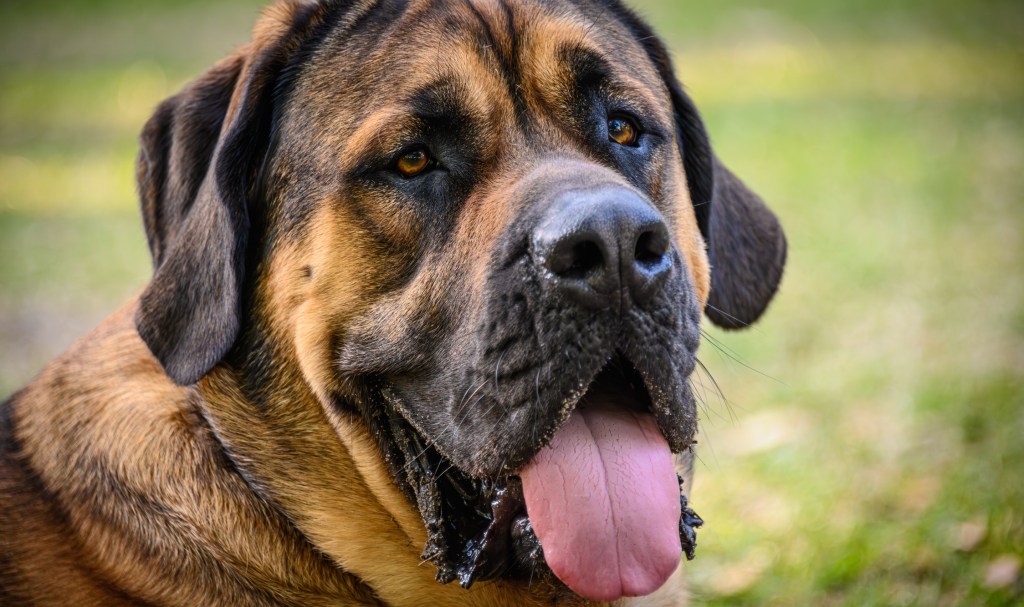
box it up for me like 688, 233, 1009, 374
1, 0, 1022, 604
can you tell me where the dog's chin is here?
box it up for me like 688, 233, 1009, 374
371, 353, 702, 595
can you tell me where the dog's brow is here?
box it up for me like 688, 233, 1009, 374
547, 41, 671, 126
338, 109, 418, 170
558, 43, 615, 90
406, 77, 481, 127
339, 79, 482, 171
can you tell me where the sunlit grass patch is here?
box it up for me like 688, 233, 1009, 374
687, 92, 1024, 604
0, 64, 179, 136
678, 43, 1024, 105
0, 150, 138, 214
0, 211, 149, 297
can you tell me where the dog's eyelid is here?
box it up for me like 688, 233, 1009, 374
601, 85, 669, 131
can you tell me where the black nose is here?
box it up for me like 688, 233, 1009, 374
532, 187, 673, 310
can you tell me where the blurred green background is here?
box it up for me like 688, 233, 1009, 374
1, 0, 1022, 604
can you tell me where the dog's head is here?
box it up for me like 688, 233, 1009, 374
134, 0, 785, 602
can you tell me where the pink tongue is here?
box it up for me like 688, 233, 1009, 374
520, 399, 682, 602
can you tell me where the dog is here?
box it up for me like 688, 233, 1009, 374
0, 0, 786, 604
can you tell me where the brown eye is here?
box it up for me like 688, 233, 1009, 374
396, 147, 431, 177
608, 116, 639, 146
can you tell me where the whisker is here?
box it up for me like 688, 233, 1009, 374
691, 439, 719, 474
700, 328, 787, 386
695, 356, 739, 425
688, 376, 713, 422
454, 378, 489, 420
702, 302, 753, 329
494, 349, 508, 386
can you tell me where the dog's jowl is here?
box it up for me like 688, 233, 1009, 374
0, 1, 786, 605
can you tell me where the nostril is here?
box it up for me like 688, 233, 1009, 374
630, 225, 673, 305
567, 240, 603, 278
635, 230, 669, 268
550, 239, 603, 279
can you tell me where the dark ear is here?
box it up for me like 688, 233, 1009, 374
135, 53, 247, 386
703, 156, 787, 329
607, 1, 787, 329
135, 0, 325, 384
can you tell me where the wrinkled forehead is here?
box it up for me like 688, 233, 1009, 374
292, 0, 670, 133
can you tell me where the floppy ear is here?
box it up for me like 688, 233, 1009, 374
134, 53, 248, 386
703, 155, 787, 329
135, 0, 325, 385
661, 64, 787, 330
684, 118, 787, 330
608, 2, 787, 329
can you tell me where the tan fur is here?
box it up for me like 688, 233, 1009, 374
3, 303, 378, 606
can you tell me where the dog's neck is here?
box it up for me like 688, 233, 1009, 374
197, 338, 592, 606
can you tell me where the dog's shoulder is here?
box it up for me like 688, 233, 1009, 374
0, 302, 165, 605
0, 302, 375, 605
4, 299, 200, 494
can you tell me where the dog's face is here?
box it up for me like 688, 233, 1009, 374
133, 0, 785, 602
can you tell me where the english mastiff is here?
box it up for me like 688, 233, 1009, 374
0, 0, 786, 604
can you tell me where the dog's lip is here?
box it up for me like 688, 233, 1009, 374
513, 352, 657, 471
384, 351, 663, 478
